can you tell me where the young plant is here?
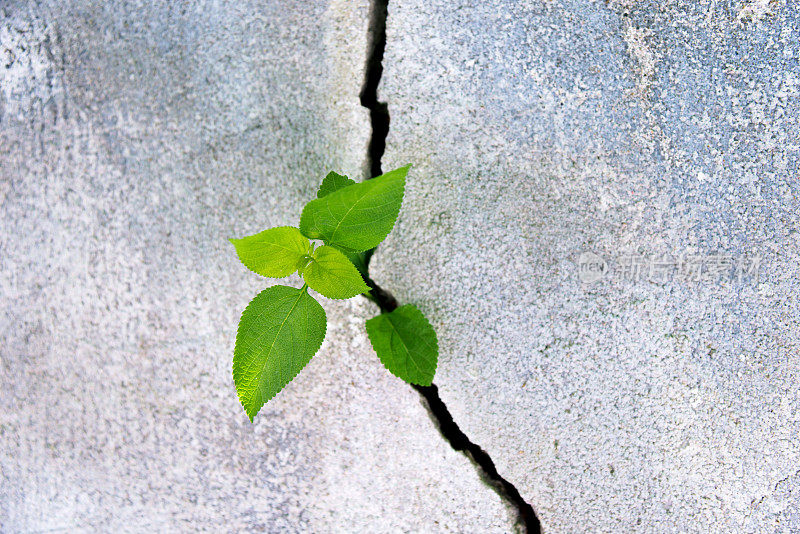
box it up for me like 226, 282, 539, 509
229, 165, 438, 421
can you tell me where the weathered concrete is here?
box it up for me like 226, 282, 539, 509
0, 2, 512, 532
376, 0, 800, 531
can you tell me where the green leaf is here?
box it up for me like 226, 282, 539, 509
302, 245, 369, 299
230, 226, 311, 278
317, 171, 355, 198
365, 304, 438, 386
299, 165, 409, 251
335, 247, 369, 279
233, 285, 326, 421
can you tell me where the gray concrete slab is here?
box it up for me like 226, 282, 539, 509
0, 2, 512, 531
376, 0, 800, 531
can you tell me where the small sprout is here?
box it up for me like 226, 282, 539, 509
229, 165, 438, 421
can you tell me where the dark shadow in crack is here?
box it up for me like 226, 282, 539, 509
360, 0, 390, 180
363, 274, 542, 534
412, 382, 542, 533
358, 0, 542, 532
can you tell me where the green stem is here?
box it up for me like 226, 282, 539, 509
362, 290, 379, 305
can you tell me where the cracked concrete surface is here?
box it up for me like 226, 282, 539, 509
375, 0, 800, 532
4, 0, 799, 532
0, 1, 514, 531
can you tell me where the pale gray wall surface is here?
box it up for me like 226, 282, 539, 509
375, 0, 800, 532
0, 1, 512, 532
4, 0, 800, 532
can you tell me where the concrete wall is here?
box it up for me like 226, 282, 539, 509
2, 0, 799, 532
375, 0, 800, 531
0, 2, 511, 531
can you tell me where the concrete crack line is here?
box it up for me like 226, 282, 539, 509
357, 1, 542, 532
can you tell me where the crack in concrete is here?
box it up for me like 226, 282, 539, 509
359, 0, 390, 180
358, 1, 542, 532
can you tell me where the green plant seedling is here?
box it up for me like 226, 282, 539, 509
230, 166, 438, 421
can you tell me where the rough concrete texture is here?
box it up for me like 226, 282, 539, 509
375, 0, 800, 532
0, 2, 513, 532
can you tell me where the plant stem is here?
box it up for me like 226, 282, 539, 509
362, 290, 380, 306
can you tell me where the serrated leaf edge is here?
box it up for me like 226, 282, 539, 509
317, 171, 356, 198
233, 286, 327, 421
326, 181, 405, 248
365, 303, 438, 386
299, 165, 408, 252
229, 226, 310, 279
303, 246, 370, 300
